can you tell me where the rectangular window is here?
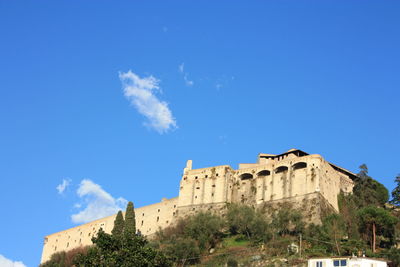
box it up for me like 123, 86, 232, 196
333, 259, 347, 267
316, 262, 323, 267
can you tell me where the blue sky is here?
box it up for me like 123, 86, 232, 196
1, 1, 399, 266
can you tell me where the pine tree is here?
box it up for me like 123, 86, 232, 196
357, 206, 397, 252
353, 164, 389, 207
390, 175, 400, 206
124, 201, 136, 237
112, 210, 124, 238
357, 164, 369, 180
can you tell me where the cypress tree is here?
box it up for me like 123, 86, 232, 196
124, 201, 136, 237
111, 210, 124, 238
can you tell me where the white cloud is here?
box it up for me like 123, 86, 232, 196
56, 179, 71, 194
178, 63, 184, 73
184, 75, 194, 86
178, 63, 194, 86
71, 179, 127, 224
0, 255, 26, 267
119, 70, 177, 134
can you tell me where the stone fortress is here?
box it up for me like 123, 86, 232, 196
41, 149, 356, 263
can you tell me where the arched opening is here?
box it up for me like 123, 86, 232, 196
240, 173, 253, 180
257, 170, 271, 176
293, 162, 307, 170
274, 166, 288, 174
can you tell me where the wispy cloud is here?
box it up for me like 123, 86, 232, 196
0, 255, 26, 267
184, 75, 194, 86
215, 75, 235, 91
56, 179, 71, 194
71, 179, 127, 224
178, 63, 194, 87
120, 70, 177, 134
178, 63, 185, 73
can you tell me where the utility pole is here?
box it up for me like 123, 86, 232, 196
299, 233, 302, 258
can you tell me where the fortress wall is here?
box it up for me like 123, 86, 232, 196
259, 192, 337, 225
319, 161, 339, 210
255, 175, 264, 203
317, 159, 354, 211
135, 197, 178, 235
291, 164, 308, 197
41, 197, 178, 263
273, 166, 285, 200
216, 167, 228, 203
235, 155, 333, 205
339, 174, 354, 194
41, 214, 116, 263
178, 165, 230, 208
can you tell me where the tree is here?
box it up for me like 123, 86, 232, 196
227, 204, 256, 238
357, 206, 397, 252
124, 201, 136, 237
184, 211, 224, 251
73, 228, 171, 266
353, 164, 389, 207
321, 214, 346, 255
226, 204, 271, 243
357, 164, 369, 180
390, 174, 400, 206
161, 237, 200, 266
112, 210, 125, 238
271, 205, 304, 237
338, 192, 360, 239
40, 247, 89, 267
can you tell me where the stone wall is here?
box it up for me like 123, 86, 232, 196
41, 197, 178, 263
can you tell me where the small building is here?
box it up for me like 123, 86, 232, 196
308, 257, 387, 267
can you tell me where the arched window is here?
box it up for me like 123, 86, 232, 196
274, 166, 288, 174
239, 173, 253, 180
292, 162, 307, 170
257, 170, 271, 176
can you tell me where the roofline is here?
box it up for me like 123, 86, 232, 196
258, 149, 309, 159
308, 256, 387, 262
329, 163, 358, 179
259, 149, 357, 180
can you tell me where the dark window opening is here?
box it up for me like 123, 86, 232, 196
240, 173, 253, 180
275, 166, 288, 174
293, 162, 307, 170
257, 170, 271, 176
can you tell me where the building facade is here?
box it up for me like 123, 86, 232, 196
308, 257, 388, 267
41, 149, 356, 263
